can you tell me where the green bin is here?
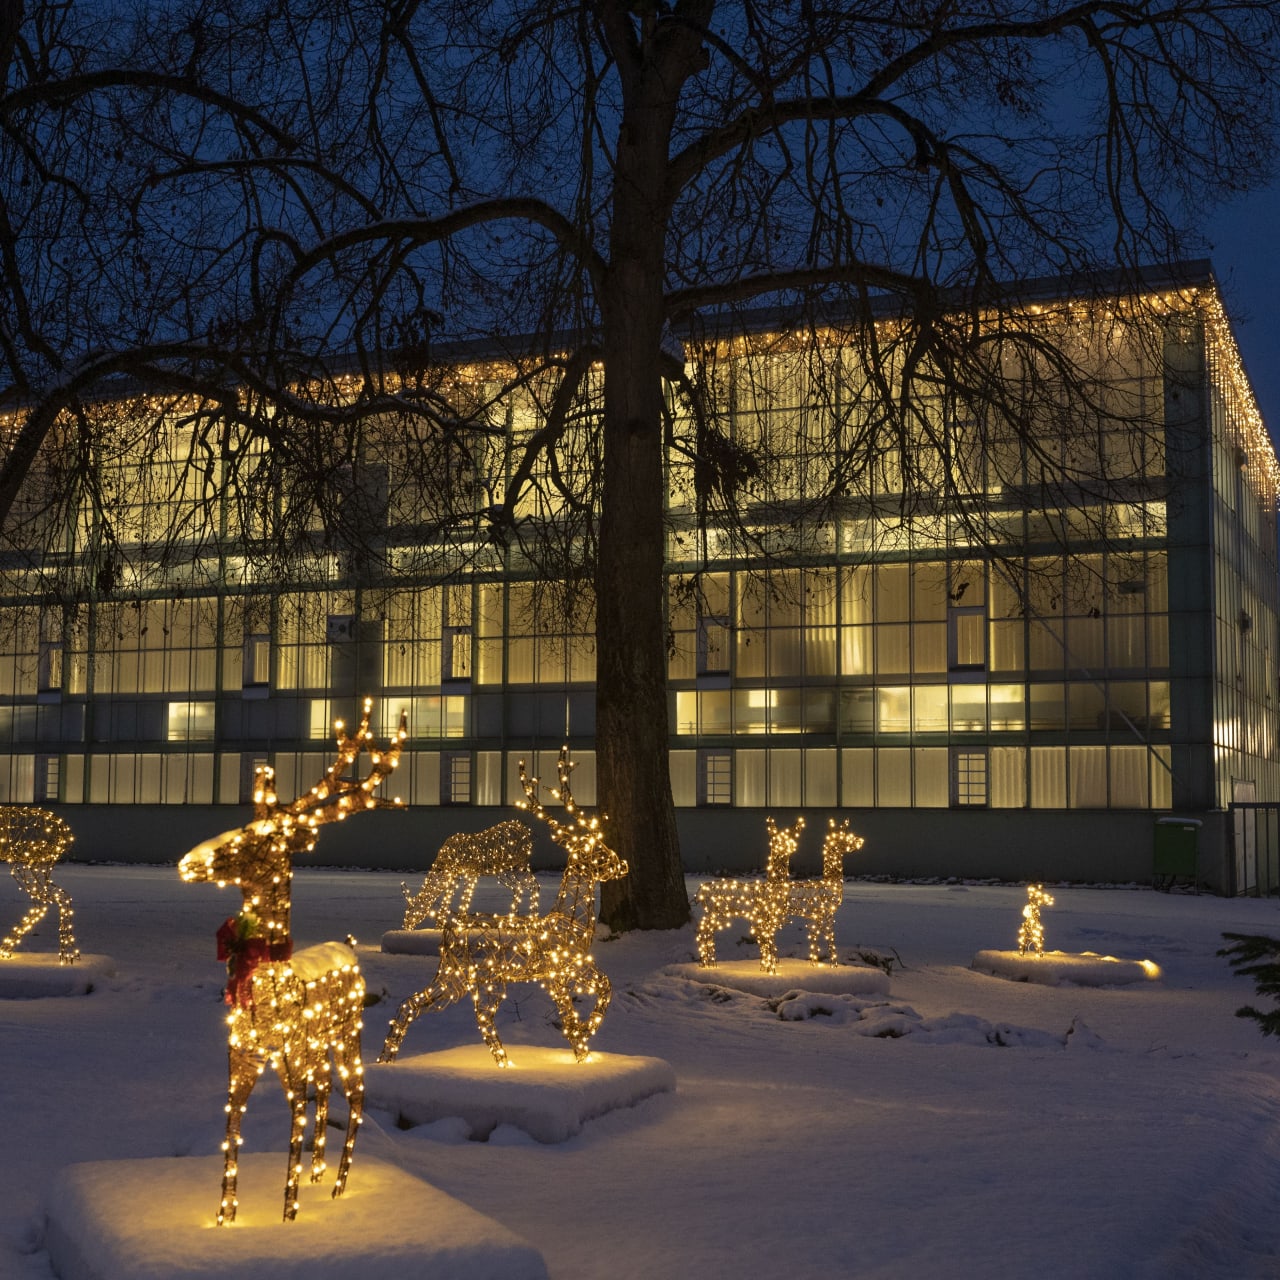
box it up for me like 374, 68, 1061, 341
1153, 817, 1200, 880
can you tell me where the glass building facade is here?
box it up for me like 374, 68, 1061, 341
0, 266, 1275, 884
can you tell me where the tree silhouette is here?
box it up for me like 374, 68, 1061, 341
3, 1, 1279, 927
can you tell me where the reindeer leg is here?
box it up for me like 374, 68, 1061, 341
310, 1067, 331, 1183
281, 1060, 310, 1222
471, 981, 510, 1067
378, 965, 466, 1061
218, 1047, 258, 1225
555, 969, 612, 1062
1, 865, 49, 959
50, 883, 78, 963
757, 908, 780, 974
329, 1026, 364, 1201
694, 894, 719, 967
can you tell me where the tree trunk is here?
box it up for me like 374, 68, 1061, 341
595, 63, 692, 933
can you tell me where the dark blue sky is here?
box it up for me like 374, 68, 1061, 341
1205, 183, 1280, 444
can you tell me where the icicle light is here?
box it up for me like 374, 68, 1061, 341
380, 747, 626, 1068
0, 807, 78, 964
696, 817, 864, 973
179, 698, 405, 1224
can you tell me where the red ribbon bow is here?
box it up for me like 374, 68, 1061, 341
216, 917, 293, 1007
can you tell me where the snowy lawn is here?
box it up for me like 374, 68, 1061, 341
2, 865, 1280, 1279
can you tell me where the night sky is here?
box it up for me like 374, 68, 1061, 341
1205, 180, 1280, 444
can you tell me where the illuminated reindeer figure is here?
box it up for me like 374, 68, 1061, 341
380, 747, 627, 1068
781, 819, 865, 963
0, 807, 78, 964
179, 699, 405, 1225
1017, 884, 1055, 956
696, 817, 864, 973
401, 819, 539, 929
695, 816, 805, 974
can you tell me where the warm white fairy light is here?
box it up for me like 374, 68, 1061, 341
1017, 884, 1055, 956
380, 746, 626, 1068
401, 819, 538, 928
696, 817, 864, 973
0, 807, 78, 964
179, 698, 405, 1224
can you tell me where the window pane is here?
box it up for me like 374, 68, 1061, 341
951, 685, 987, 731
915, 747, 949, 807
912, 685, 948, 733
876, 748, 911, 806
1069, 746, 1108, 807
1031, 746, 1066, 807
877, 687, 911, 733
841, 747, 874, 807
1110, 746, 1148, 808
991, 747, 1027, 807
876, 625, 911, 674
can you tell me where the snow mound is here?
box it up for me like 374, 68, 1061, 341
665, 958, 890, 997
43, 1153, 548, 1280
972, 949, 1162, 987
381, 927, 442, 955
364, 1044, 676, 1143
766, 991, 1087, 1048
0, 953, 114, 998
290, 941, 357, 981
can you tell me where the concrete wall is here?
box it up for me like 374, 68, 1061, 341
54, 802, 1230, 891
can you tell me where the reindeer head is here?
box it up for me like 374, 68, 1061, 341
765, 816, 805, 878
822, 818, 865, 860
518, 747, 627, 884
180, 699, 407, 918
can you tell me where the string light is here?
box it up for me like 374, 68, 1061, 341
179, 698, 405, 1224
1017, 884, 1055, 956
695, 817, 863, 973
401, 819, 538, 928
0, 807, 78, 965
380, 746, 626, 1068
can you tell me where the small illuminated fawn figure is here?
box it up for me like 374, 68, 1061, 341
179, 699, 405, 1224
1017, 884, 1055, 956
401, 819, 539, 929
0, 807, 78, 964
380, 747, 627, 1068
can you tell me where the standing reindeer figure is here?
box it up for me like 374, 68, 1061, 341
380, 747, 627, 1068
783, 819, 865, 963
0, 807, 78, 964
696, 817, 864, 972
401, 819, 539, 929
179, 699, 405, 1225
695, 816, 805, 974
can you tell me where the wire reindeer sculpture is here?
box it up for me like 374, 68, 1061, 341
0, 807, 78, 964
380, 747, 626, 1068
696, 817, 863, 973
178, 699, 405, 1224
401, 819, 539, 929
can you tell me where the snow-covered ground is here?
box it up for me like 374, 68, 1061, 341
3, 863, 1280, 1279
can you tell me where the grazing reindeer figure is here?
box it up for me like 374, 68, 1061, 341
0, 807, 78, 964
179, 699, 405, 1225
401, 819, 539, 929
380, 747, 627, 1068
695, 816, 805, 974
782, 819, 865, 964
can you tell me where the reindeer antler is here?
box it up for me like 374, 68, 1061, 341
518, 745, 600, 846
290, 698, 407, 828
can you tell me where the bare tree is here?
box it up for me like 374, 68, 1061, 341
3, 1, 1278, 928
